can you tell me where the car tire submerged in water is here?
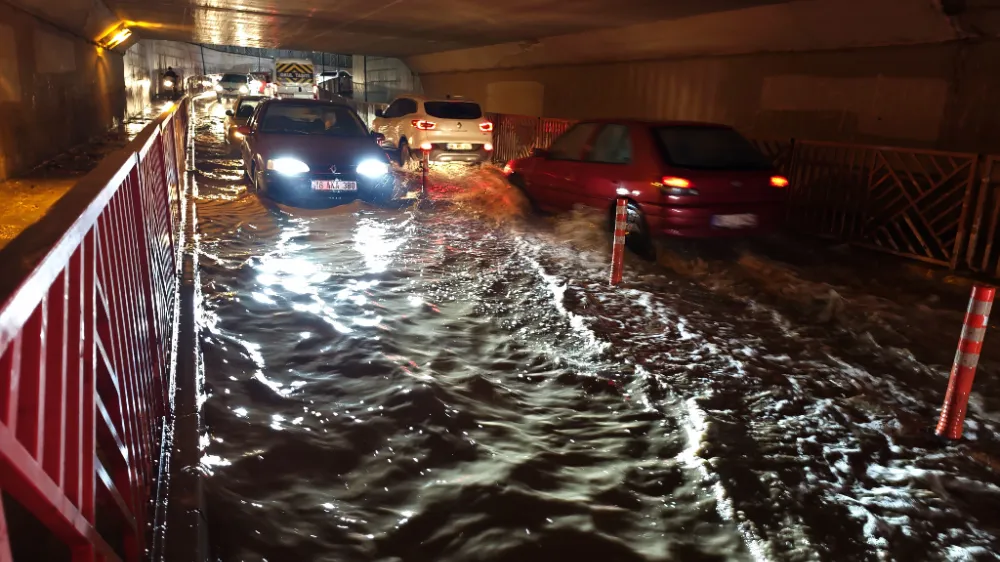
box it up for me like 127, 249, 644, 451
507, 172, 540, 212
398, 141, 411, 168
617, 201, 655, 259
254, 167, 267, 197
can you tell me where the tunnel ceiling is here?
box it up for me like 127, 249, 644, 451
103, 0, 798, 56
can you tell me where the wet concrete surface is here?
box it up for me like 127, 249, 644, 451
188, 98, 1000, 562
0, 109, 160, 250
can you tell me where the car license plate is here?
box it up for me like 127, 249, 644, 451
446, 143, 473, 151
311, 180, 357, 192
711, 213, 758, 228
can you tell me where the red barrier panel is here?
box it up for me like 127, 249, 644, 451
936, 285, 995, 440
0, 99, 188, 561
610, 198, 627, 285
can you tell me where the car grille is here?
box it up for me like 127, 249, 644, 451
309, 165, 358, 180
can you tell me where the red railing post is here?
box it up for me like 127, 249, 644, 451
0, 97, 189, 562
936, 285, 996, 439
610, 198, 627, 285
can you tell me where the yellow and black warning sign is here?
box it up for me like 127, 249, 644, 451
275, 62, 314, 83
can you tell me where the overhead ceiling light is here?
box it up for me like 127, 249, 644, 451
100, 25, 132, 50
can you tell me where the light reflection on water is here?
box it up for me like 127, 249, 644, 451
190, 98, 1000, 562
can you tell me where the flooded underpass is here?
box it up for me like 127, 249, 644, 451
189, 98, 1000, 562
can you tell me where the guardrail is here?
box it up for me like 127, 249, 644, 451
0, 98, 188, 561
784, 141, 980, 269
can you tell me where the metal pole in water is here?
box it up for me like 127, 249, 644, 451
610, 198, 627, 285
936, 285, 995, 439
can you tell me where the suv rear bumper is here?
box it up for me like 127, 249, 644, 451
425, 146, 491, 163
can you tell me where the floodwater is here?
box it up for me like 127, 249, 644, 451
190, 99, 1000, 562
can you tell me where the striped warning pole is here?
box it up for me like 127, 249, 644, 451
936, 285, 996, 440
610, 198, 628, 285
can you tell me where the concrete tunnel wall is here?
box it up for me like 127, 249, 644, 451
416, 40, 1000, 155
0, 2, 125, 181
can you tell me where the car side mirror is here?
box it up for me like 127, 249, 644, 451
371, 132, 386, 146
374, 109, 384, 118
225, 109, 234, 116
531, 148, 549, 158
236, 126, 251, 136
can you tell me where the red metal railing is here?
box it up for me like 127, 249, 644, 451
487, 113, 575, 165
0, 99, 188, 561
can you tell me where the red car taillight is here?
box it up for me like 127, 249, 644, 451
479, 121, 493, 132
412, 119, 436, 130
660, 176, 697, 196
770, 175, 789, 188
662, 176, 692, 189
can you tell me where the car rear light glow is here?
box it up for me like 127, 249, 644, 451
770, 175, 789, 188
484, 143, 493, 151
480, 122, 493, 132
662, 176, 692, 189
419, 141, 433, 151
412, 119, 436, 130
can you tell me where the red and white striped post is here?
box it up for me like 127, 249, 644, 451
610, 198, 627, 285
936, 285, 996, 440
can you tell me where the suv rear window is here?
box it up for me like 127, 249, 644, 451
423, 101, 482, 120
221, 74, 246, 82
654, 126, 772, 171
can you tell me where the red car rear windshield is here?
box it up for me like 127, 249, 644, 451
653, 126, 772, 171
423, 101, 482, 120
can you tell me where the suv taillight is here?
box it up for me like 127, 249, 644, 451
412, 119, 436, 130
479, 122, 493, 132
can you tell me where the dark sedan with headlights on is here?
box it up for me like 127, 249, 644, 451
236, 98, 395, 206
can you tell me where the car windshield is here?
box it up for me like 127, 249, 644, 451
259, 104, 368, 137
653, 126, 773, 171
423, 101, 482, 120
221, 74, 246, 83
235, 99, 261, 118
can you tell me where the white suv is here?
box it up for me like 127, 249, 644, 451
372, 95, 494, 165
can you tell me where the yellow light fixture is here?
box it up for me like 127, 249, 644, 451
99, 25, 132, 50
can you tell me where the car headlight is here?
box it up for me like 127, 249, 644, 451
239, 85, 249, 94
214, 84, 223, 92
267, 158, 309, 176
357, 158, 389, 178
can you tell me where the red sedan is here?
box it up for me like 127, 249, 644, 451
504, 120, 788, 242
